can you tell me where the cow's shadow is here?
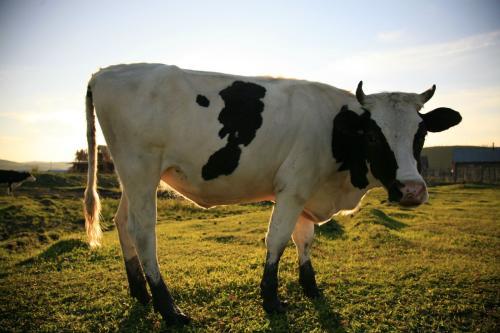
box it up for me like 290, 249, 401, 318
265, 294, 345, 332
118, 302, 157, 332
311, 296, 345, 333
117, 288, 345, 332
316, 219, 346, 240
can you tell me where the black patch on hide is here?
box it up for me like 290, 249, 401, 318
413, 121, 427, 172
362, 111, 399, 191
202, 81, 266, 180
196, 94, 210, 107
331, 106, 369, 189
331, 106, 401, 200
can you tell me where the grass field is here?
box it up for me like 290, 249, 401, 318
0, 173, 499, 332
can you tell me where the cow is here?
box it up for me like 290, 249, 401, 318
83, 63, 461, 325
0, 170, 36, 195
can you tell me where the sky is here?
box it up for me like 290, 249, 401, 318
0, 0, 499, 162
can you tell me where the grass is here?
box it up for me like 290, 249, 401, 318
0, 173, 498, 332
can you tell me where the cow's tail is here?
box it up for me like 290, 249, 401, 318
83, 84, 102, 248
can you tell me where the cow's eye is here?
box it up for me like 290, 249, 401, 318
366, 133, 378, 144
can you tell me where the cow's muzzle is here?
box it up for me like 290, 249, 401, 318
388, 180, 428, 206
399, 181, 427, 206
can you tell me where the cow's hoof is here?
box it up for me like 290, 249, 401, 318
165, 311, 191, 326
263, 298, 288, 314
303, 286, 321, 299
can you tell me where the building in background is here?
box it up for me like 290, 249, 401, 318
452, 147, 500, 184
421, 146, 500, 184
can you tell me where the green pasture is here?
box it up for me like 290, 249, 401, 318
0, 173, 498, 332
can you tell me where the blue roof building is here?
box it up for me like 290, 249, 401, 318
452, 147, 500, 184
453, 147, 500, 164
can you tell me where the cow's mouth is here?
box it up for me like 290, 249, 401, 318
387, 180, 427, 207
387, 180, 404, 203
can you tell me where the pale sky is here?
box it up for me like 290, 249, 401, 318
1, 0, 499, 162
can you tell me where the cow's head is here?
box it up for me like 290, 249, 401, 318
332, 81, 461, 206
26, 173, 36, 182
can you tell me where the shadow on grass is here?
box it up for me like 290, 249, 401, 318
370, 209, 407, 230
264, 291, 345, 332
202, 235, 236, 243
266, 311, 290, 332
118, 302, 157, 332
311, 296, 345, 333
18, 238, 87, 266
317, 219, 345, 240
118, 302, 203, 333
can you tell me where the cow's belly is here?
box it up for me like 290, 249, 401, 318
161, 165, 275, 208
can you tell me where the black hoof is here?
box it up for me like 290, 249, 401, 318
303, 286, 321, 299
164, 311, 191, 326
263, 298, 288, 314
147, 276, 191, 326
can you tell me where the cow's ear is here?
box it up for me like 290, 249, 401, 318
421, 107, 462, 132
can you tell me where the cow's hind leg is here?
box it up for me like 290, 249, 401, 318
261, 192, 305, 313
114, 194, 151, 304
292, 215, 320, 298
121, 163, 190, 325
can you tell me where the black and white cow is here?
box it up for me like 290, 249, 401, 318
83, 63, 461, 324
0, 170, 36, 195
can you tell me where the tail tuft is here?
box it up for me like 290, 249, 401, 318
83, 83, 102, 248
84, 187, 102, 248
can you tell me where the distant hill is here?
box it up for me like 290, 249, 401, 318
0, 159, 71, 172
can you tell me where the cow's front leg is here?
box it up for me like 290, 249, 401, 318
123, 170, 190, 326
292, 215, 320, 298
261, 193, 305, 314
